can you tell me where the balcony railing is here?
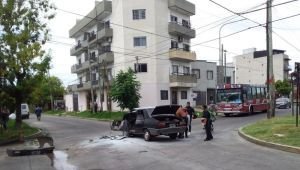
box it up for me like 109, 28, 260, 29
169, 74, 197, 87
69, 0, 112, 38
88, 33, 97, 42
168, 0, 195, 16
169, 48, 196, 61
70, 40, 88, 56
168, 22, 196, 38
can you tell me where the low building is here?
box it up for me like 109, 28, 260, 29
191, 60, 217, 106
217, 64, 235, 85
234, 48, 290, 84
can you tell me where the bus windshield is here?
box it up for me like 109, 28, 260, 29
217, 89, 242, 104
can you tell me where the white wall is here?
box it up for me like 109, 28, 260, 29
235, 53, 287, 84
64, 94, 73, 112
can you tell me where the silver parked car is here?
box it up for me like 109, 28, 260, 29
276, 97, 291, 109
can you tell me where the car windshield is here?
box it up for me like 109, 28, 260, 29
276, 98, 288, 102
21, 105, 27, 109
217, 89, 242, 104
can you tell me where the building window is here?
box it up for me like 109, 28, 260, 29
183, 67, 190, 75
134, 63, 147, 73
181, 91, 187, 99
172, 65, 179, 74
207, 70, 213, 80
133, 9, 146, 20
134, 37, 147, 47
192, 69, 200, 79
170, 15, 177, 22
182, 19, 190, 28
171, 40, 178, 49
161, 90, 168, 100
183, 44, 190, 51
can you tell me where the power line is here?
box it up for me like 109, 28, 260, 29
239, 0, 299, 15
49, 11, 300, 70
273, 30, 300, 53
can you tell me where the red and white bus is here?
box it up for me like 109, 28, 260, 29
216, 84, 268, 116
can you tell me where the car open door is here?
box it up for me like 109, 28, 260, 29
134, 110, 145, 133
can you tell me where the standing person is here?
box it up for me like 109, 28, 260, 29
185, 101, 195, 134
176, 106, 189, 138
202, 105, 213, 141
35, 106, 42, 121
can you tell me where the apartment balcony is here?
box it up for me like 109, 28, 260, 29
168, 22, 195, 38
89, 27, 113, 47
71, 61, 91, 74
169, 74, 197, 88
68, 79, 112, 92
70, 40, 88, 56
168, 0, 195, 16
169, 48, 196, 62
99, 51, 114, 64
69, 1, 112, 38
284, 65, 292, 71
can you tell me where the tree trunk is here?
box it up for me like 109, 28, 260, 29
15, 91, 24, 142
15, 94, 22, 129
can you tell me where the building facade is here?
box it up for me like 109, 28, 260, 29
217, 65, 235, 85
191, 60, 217, 106
234, 48, 290, 85
65, 0, 197, 111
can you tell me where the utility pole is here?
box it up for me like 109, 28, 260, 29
224, 49, 227, 84
296, 62, 300, 127
266, 0, 275, 118
48, 70, 54, 111
89, 52, 95, 113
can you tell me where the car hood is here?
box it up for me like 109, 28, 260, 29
151, 105, 181, 115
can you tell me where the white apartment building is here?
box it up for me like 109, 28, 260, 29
191, 60, 217, 106
65, 0, 197, 111
234, 48, 290, 85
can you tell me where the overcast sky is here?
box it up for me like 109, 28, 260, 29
46, 0, 300, 86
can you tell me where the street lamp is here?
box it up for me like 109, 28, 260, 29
219, 19, 246, 66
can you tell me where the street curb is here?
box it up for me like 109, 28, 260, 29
0, 129, 42, 146
238, 127, 300, 154
45, 113, 114, 122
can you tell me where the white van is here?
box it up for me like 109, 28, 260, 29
21, 103, 30, 119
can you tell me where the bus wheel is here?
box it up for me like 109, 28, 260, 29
224, 113, 230, 117
250, 106, 254, 114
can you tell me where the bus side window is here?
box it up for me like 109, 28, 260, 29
252, 87, 256, 99
247, 87, 252, 100
257, 87, 261, 98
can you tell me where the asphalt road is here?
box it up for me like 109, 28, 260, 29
1, 109, 300, 170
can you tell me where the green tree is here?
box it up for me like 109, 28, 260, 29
0, 0, 55, 129
110, 68, 141, 111
275, 80, 292, 97
30, 76, 65, 108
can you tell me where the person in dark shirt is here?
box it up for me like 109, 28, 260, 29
202, 105, 213, 141
185, 101, 195, 133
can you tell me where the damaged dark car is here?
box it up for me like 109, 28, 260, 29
121, 105, 187, 141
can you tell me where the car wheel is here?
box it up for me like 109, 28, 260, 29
27, 115, 30, 119
144, 130, 152, 141
169, 133, 177, 140
224, 113, 230, 117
